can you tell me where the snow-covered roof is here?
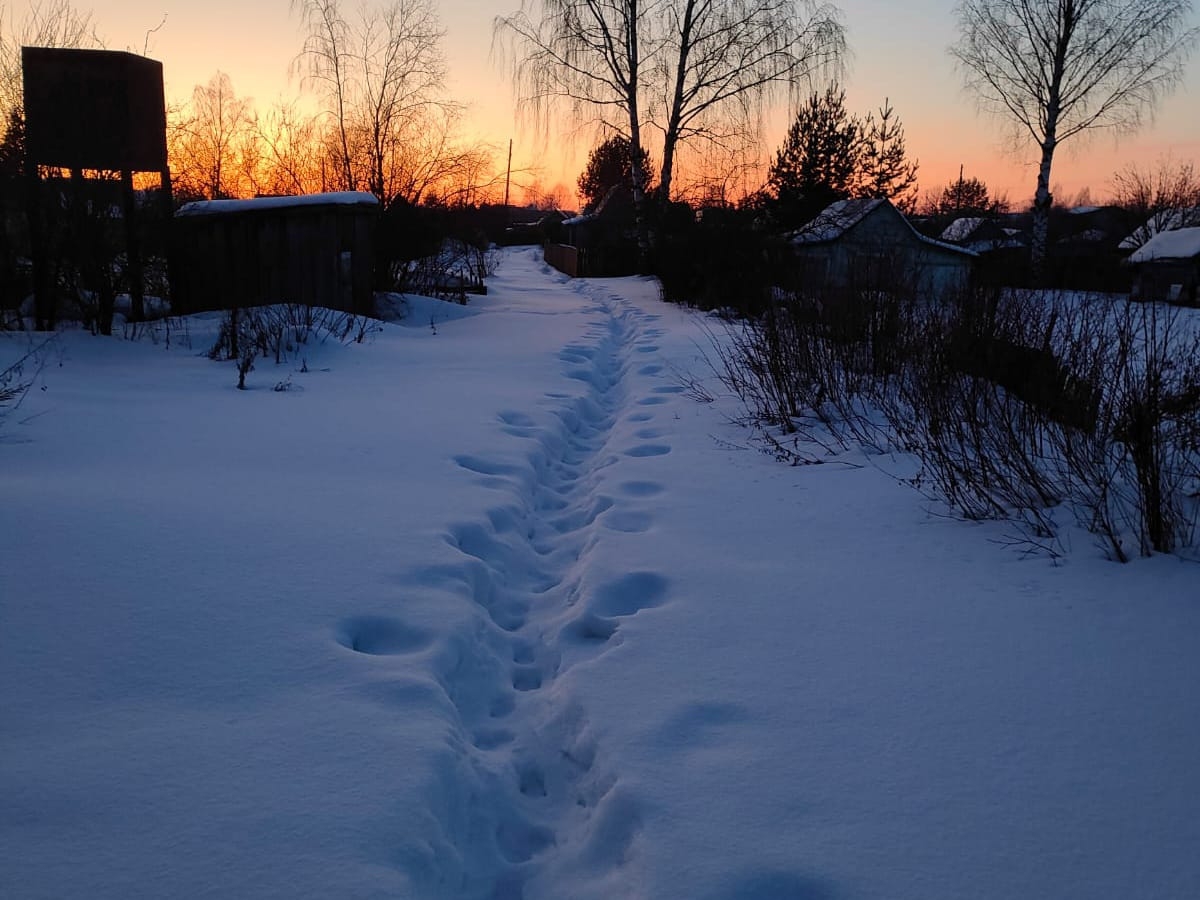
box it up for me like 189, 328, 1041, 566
176, 191, 379, 217
791, 198, 885, 243
1118, 207, 1200, 250
939, 217, 985, 242
1126, 226, 1200, 263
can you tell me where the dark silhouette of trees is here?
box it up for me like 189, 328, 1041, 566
0, 106, 23, 177
951, 0, 1199, 283
764, 89, 921, 226
494, 0, 846, 260
767, 86, 861, 227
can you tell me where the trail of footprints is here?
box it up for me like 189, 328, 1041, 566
338, 280, 674, 898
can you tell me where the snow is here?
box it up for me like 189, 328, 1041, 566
3, 247, 1200, 899
176, 191, 380, 216
940, 216, 985, 242
1126, 225, 1200, 262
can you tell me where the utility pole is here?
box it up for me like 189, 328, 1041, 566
503, 138, 512, 217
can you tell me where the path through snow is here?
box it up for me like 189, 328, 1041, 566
328, 260, 680, 897
4, 247, 1200, 900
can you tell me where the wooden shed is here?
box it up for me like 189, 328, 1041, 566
170, 192, 379, 315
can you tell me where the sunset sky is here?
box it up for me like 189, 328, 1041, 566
45, 0, 1200, 206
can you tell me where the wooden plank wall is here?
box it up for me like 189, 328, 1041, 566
172, 204, 376, 315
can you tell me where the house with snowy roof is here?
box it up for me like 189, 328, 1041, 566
1118, 207, 1200, 252
1126, 226, 1200, 304
790, 198, 976, 296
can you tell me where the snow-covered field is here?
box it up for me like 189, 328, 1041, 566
3, 246, 1199, 899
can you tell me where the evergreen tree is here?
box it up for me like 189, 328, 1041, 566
577, 136, 655, 213
938, 171, 995, 217
767, 86, 862, 227
858, 99, 918, 211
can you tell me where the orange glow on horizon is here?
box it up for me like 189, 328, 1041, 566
47, 0, 1198, 212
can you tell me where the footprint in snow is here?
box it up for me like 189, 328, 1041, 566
625, 444, 671, 458
337, 616, 430, 656
601, 510, 653, 534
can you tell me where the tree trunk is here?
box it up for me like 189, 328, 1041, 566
659, 0, 697, 203
1031, 4, 1071, 286
629, 113, 651, 272
626, 0, 651, 272
1030, 140, 1055, 286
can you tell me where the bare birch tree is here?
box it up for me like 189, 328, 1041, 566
353, 0, 446, 200
652, 0, 844, 200
494, 0, 653, 260
291, 0, 355, 190
292, 0, 454, 202
951, 0, 1199, 283
168, 72, 256, 200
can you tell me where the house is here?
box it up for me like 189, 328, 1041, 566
1126, 226, 1200, 304
1118, 207, 1200, 252
938, 215, 1029, 285
790, 198, 976, 297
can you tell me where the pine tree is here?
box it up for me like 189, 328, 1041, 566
858, 99, 918, 211
577, 136, 655, 214
938, 171, 994, 217
767, 86, 862, 228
